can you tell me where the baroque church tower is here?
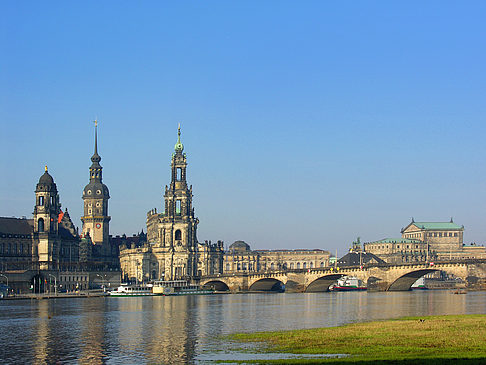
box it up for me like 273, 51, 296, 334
146, 126, 199, 280
33, 166, 61, 269
81, 122, 111, 249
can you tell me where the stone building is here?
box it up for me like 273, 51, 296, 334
364, 219, 486, 263
223, 241, 331, 273
119, 127, 225, 282
0, 123, 120, 293
0, 168, 80, 272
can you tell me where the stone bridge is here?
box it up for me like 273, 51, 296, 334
199, 260, 486, 292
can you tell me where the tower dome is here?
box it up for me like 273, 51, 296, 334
38, 166, 54, 185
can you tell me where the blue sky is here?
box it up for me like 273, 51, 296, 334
1, 2, 485, 255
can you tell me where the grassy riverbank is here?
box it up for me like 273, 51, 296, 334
230, 315, 486, 364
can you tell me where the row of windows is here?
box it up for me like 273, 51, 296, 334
37, 196, 56, 206
428, 232, 458, 237
405, 232, 459, 238
60, 275, 88, 282
407, 233, 422, 238
226, 261, 326, 272
0, 234, 32, 239
0, 243, 31, 255
368, 244, 423, 251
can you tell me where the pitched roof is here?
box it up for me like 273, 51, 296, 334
0, 217, 34, 235
412, 222, 463, 230
368, 238, 423, 244
337, 252, 386, 266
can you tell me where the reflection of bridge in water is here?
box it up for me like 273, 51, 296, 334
200, 260, 486, 292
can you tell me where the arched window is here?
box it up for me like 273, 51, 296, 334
270, 263, 275, 270
303, 262, 307, 269
176, 168, 182, 181
38, 218, 45, 232
320, 262, 324, 267
175, 230, 182, 240
310, 262, 314, 268
176, 200, 181, 215
38, 196, 44, 206
226, 263, 230, 271
296, 262, 300, 269
290, 263, 294, 269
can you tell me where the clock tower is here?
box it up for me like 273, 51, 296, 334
81, 121, 111, 248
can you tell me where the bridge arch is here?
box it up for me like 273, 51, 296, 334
305, 274, 344, 292
201, 280, 230, 291
249, 278, 285, 292
387, 269, 438, 291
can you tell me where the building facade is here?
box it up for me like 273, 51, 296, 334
364, 219, 486, 263
223, 241, 330, 273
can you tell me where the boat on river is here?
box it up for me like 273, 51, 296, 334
330, 276, 367, 291
152, 280, 214, 296
411, 277, 428, 290
109, 283, 157, 297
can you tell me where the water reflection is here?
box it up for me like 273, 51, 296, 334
0, 291, 485, 364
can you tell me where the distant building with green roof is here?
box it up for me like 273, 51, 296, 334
401, 218, 464, 255
365, 218, 486, 264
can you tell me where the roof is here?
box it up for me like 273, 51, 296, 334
38, 170, 54, 185
368, 238, 423, 244
0, 217, 34, 235
229, 240, 251, 252
412, 222, 463, 230
337, 252, 386, 266
58, 226, 77, 240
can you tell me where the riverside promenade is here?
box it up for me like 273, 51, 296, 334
1, 290, 109, 300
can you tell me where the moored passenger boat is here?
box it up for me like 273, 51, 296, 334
109, 283, 156, 297
152, 280, 214, 296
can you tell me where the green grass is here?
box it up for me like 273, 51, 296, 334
229, 315, 486, 363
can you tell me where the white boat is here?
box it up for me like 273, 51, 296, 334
329, 276, 367, 291
152, 280, 214, 296
109, 283, 156, 297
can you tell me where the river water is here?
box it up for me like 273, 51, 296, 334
1, 291, 486, 364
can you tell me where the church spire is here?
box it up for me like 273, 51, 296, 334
91, 120, 101, 165
174, 123, 184, 153
94, 120, 98, 155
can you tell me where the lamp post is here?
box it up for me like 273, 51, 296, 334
47, 274, 57, 295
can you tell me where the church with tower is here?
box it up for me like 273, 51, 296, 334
81, 121, 114, 262
119, 126, 225, 282
0, 122, 120, 293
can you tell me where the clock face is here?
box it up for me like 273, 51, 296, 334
96, 223, 101, 229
